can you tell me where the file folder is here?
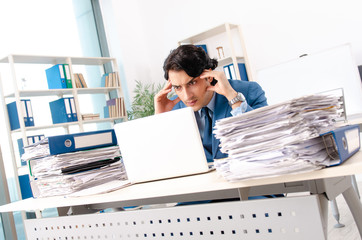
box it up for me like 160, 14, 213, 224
68, 97, 78, 121
47, 129, 117, 155
224, 63, 248, 81
49, 98, 73, 124
18, 174, 33, 199
45, 64, 67, 89
25, 99, 34, 127
63, 64, 73, 88
18, 135, 45, 165
321, 124, 361, 166
7, 99, 34, 130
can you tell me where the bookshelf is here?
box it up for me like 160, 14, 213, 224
178, 23, 254, 81
0, 54, 127, 206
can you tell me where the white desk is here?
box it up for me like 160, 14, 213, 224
1, 151, 362, 239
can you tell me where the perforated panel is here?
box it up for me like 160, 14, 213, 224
24, 195, 326, 240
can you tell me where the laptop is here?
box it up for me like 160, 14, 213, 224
113, 107, 210, 183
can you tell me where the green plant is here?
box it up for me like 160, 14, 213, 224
127, 80, 164, 120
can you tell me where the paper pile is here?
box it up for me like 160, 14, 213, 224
23, 145, 128, 198
213, 93, 344, 181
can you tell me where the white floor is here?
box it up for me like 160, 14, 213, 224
327, 180, 361, 240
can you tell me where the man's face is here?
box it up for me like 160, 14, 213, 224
169, 70, 213, 111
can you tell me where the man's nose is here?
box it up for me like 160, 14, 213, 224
184, 88, 193, 99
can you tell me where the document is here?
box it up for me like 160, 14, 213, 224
214, 92, 345, 182
21, 129, 117, 160
27, 146, 128, 198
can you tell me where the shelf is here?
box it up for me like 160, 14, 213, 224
10, 117, 125, 133
217, 56, 245, 67
82, 117, 126, 124
0, 54, 114, 66
4, 87, 120, 98
10, 121, 81, 132
178, 23, 252, 81
5, 87, 119, 98
179, 23, 239, 44
75, 87, 120, 95
5, 89, 74, 98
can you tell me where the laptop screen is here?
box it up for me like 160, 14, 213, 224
114, 107, 209, 183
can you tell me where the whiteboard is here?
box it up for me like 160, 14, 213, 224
256, 44, 362, 116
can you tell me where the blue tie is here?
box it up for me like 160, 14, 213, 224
202, 107, 213, 162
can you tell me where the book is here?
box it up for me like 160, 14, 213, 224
7, 99, 35, 130
73, 73, 82, 88
45, 64, 67, 89
78, 73, 87, 88
106, 97, 126, 118
81, 113, 100, 120
101, 72, 120, 87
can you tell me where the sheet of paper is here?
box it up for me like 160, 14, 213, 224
213, 92, 344, 181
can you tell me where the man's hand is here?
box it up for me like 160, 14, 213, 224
154, 80, 180, 114
199, 70, 238, 103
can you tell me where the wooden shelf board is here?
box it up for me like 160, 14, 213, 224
0, 55, 114, 65
179, 23, 238, 44
4, 87, 120, 98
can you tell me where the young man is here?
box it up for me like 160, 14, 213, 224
154, 45, 268, 162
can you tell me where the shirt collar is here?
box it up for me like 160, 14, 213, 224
198, 92, 216, 115
207, 92, 216, 113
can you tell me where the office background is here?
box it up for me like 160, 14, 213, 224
99, 0, 362, 101
0, 0, 361, 189
0, 0, 361, 238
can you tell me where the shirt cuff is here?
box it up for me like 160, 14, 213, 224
230, 101, 247, 116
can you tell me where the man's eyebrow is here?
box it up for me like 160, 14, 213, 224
187, 77, 196, 84
171, 77, 195, 88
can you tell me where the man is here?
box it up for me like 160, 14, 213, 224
154, 45, 268, 162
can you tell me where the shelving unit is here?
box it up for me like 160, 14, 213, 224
178, 23, 253, 81
0, 54, 127, 208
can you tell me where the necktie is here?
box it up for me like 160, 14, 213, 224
202, 107, 213, 161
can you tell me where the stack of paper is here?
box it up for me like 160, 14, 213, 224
23, 145, 128, 198
213, 93, 344, 181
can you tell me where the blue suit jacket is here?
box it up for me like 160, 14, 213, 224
172, 80, 268, 161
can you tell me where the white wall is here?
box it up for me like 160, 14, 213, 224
99, 0, 362, 106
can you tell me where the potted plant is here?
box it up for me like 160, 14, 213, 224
127, 80, 164, 120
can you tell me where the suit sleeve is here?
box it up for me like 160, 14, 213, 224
244, 81, 268, 111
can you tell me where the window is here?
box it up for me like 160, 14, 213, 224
0, 1, 104, 239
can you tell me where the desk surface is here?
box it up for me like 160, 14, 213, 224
1, 151, 361, 213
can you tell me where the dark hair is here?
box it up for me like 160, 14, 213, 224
163, 45, 218, 80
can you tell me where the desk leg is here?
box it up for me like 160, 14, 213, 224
330, 199, 345, 228
238, 187, 250, 200
342, 186, 362, 238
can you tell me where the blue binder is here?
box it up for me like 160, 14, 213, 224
18, 135, 45, 165
321, 124, 361, 166
67, 97, 78, 121
224, 63, 248, 81
47, 129, 117, 155
45, 64, 67, 89
7, 99, 34, 130
18, 174, 33, 199
24, 99, 34, 127
195, 44, 208, 54
49, 98, 73, 124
